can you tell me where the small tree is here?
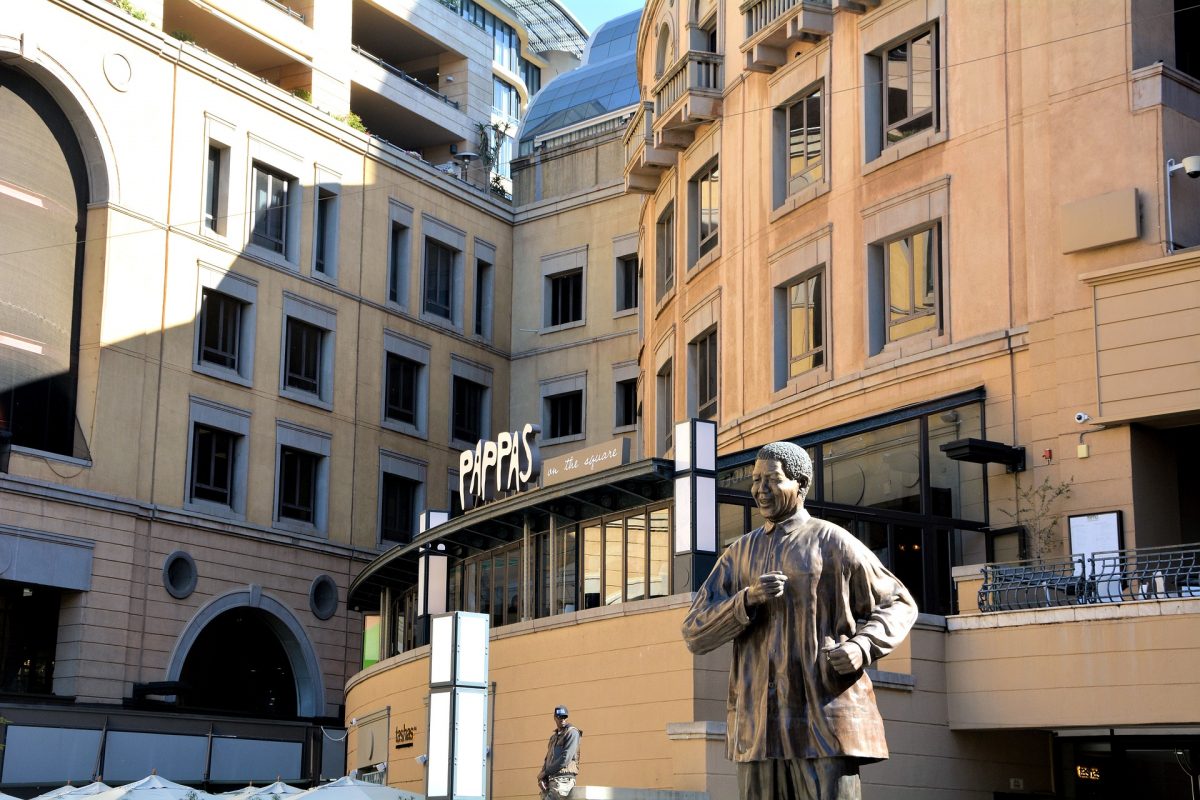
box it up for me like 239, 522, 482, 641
999, 476, 1073, 561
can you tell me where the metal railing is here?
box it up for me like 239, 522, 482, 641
653, 51, 723, 119
351, 45, 460, 110
741, 0, 829, 39
623, 102, 653, 166
978, 543, 1200, 612
261, 0, 305, 23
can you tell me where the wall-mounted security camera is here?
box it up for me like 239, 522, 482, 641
1074, 412, 1092, 424
1184, 154, 1200, 179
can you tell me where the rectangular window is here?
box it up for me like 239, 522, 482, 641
278, 445, 319, 523
475, 259, 492, 338
885, 224, 940, 342
788, 270, 825, 377
314, 187, 338, 277
555, 524, 577, 613
546, 391, 583, 439
284, 318, 323, 395
204, 144, 226, 233
492, 77, 521, 119
787, 86, 823, 194
616, 255, 638, 312
690, 161, 719, 264
190, 424, 234, 506
657, 360, 673, 454
605, 518, 622, 605
521, 58, 542, 96
424, 239, 455, 320
385, 353, 419, 426
694, 329, 718, 421
381, 472, 418, 544
656, 205, 675, 301
452, 376, 486, 443
198, 288, 242, 371
251, 163, 292, 255
548, 270, 583, 327
615, 378, 637, 428
884, 29, 936, 146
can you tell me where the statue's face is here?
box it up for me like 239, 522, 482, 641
750, 458, 801, 520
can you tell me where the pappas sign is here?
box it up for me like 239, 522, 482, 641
458, 423, 541, 510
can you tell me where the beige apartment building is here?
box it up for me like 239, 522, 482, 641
0, 0, 586, 787
343, 0, 1200, 798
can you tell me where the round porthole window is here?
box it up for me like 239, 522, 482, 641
310, 574, 338, 620
162, 550, 198, 599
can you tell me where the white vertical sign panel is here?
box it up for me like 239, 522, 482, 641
674, 476, 692, 554
427, 690, 452, 797
430, 615, 453, 685
455, 613, 490, 687
453, 688, 488, 799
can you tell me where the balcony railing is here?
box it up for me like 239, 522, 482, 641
742, 0, 828, 39
351, 45, 460, 110
261, 0, 305, 23
623, 102, 653, 165
653, 51, 723, 119
978, 543, 1200, 612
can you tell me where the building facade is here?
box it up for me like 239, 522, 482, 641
0, 0, 583, 788
345, 0, 1200, 798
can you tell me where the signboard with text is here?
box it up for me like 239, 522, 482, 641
542, 438, 631, 487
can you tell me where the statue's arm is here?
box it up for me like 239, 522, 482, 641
681, 549, 753, 655
846, 548, 918, 667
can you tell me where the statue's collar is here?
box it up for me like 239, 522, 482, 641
762, 508, 811, 534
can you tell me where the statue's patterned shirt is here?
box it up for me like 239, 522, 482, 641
682, 512, 917, 763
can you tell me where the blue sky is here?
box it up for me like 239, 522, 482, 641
566, 0, 645, 35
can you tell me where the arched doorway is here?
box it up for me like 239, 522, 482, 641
0, 64, 89, 457
168, 589, 326, 719
178, 606, 298, 717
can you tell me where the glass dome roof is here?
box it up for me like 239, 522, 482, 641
518, 8, 642, 148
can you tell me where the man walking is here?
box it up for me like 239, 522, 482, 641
537, 705, 581, 798
682, 441, 917, 799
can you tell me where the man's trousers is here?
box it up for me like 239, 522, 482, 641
737, 757, 861, 800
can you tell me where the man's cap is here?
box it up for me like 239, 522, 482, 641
554, 705, 569, 718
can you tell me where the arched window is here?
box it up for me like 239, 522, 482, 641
0, 65, 89, 458
655, 23, 673, 78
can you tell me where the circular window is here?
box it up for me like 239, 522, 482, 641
310, 574, 338, 620
163, 550, 198, 599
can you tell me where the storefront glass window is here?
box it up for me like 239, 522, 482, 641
649, 507, 671, 598
719, 502, 746, 549
556, 524, 577, 614
605, 518, 623, 605
582, 524, 602, 609
626, 512, 646, 602
823, 419, 921, 512
926, 404, 985, 521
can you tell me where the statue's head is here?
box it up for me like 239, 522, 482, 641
752, 442, 812, 522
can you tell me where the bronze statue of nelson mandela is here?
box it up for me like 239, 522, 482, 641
682, 441, 917, 800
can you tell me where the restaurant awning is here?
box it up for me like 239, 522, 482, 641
347, 458, 674, 610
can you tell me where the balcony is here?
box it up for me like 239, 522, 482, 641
652, 51, 724, 150
348, 47, 473, 151
623, 102, 674, 193
1080, 250, 1200, 424
740, 0, 833, 73
947, 543, 1200, 730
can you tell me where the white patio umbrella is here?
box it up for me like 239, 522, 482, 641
90, 775, 220, 800
34, 783, 112, 800
222, 782, 303, 800
294, 777, 420, 800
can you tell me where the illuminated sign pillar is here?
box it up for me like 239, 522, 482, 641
427, 611, 489, 800
415, 510, 449, 647
673, 419, 718, 593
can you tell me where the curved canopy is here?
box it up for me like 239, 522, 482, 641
501, 0, 589, 58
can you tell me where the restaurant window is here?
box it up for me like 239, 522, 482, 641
582, 523, 602, 609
